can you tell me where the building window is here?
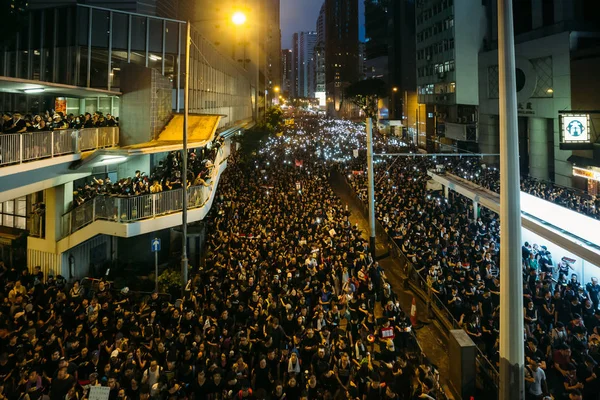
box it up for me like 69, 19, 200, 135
435, 83, 447, 94
0, 197, 27, 230
531, 56, 554, 98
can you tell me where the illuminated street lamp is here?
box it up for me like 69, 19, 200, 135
232, 11, 247, 26
274, 86, 281, 93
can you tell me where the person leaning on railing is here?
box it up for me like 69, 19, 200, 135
150, 180, 163, 193
0, 112, 12, 132
2, 112, 27, 133
31, 115, 48, 131
52, 113, 69, 130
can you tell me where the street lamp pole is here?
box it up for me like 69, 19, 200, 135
366, 117, 376, 258
181, 21, 190, 293
497, 0, 524, 398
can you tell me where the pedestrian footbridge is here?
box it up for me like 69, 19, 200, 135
428, 171, 600, 277
0, 127, 120, 203
26, 138, 231, 278
57, 139, 230, 252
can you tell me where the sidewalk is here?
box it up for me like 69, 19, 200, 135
329, 171, 451, 384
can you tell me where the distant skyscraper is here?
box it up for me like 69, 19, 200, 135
261, 0, 282, 100
312, 2, 327, 105
291, 33, 299, 98
282, 49, 293, 96
316, 1, 326, 45
298, 32, 317, 98
358, 42, 367, 80
364, 0, 389, 60
388, 0, 416, 121
364, 0, 390, 83
325, 0, 359, 116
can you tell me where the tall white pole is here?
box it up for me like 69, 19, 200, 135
366, 118, 376, 258
181, 21, 190, 293
498, 1, 524, 399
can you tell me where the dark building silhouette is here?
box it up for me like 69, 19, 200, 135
324, 0, 359, 117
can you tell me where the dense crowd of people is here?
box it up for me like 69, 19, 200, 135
70, 138, 224, 210
1, 111, 118, 134
345, 148, 598, 399
0, 119, 446, 400
3, 114, 599, 400
443, 158, 600, 221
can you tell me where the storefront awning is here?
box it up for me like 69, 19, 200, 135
567, 155, 600, 168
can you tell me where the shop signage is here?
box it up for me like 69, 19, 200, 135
560, 113, 592, 150
573, 167, 600, 182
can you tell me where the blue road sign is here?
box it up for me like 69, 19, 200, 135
151, 238, 161, 252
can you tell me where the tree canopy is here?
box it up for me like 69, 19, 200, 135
344, 78, 387, 119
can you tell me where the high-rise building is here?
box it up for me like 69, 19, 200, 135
291, 33, 299, 98
312, 2, 327, 105
358, 42, 367, 80
316, 1, 326, 45
181, 0, 278, 118
281, 49, 293, 97
266, 0, 282, 98
0, 3, 253, 276
364, 0, 390, 82
388, 0, 416, 124
297, 31, 317, 98
415, 0, 486, 151
476, 0, 600, 189
325, 0, 359, 117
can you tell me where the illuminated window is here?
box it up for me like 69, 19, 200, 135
0, 197, 27, 230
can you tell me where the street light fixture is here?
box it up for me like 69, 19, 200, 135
392, 87, 398, 92
232, 11, 247, 26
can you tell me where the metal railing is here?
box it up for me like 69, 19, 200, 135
0, 127, 119, 167
335, 167, 500, 396
60, 141, 230, 238
28, 213, 45, 238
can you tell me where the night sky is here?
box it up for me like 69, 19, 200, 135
280, 0, 365, 49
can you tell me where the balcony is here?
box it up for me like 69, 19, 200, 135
0, 127, 119, 168
55, 139, 230, 252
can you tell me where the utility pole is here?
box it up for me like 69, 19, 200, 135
498, 0, 524, 398
366, 118, 376, 258
181, 21, 190, 293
